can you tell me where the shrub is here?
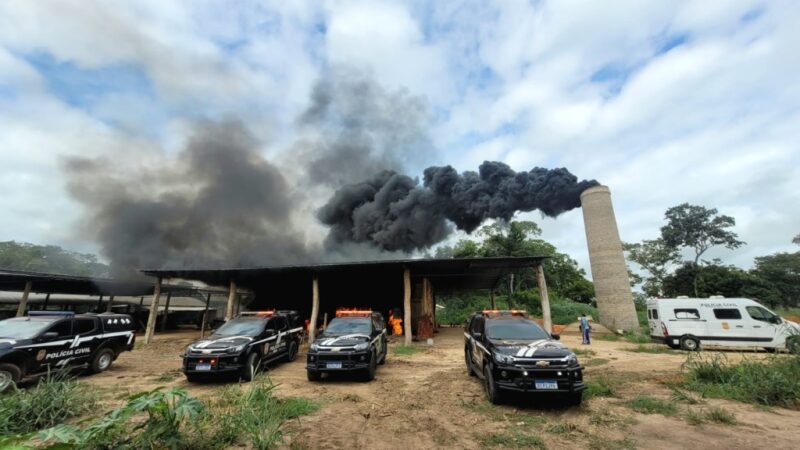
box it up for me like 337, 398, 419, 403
0, 374, 96, 436
684, 354, 800, 408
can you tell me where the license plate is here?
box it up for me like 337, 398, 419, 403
326, 362, 342, 369
535, 380, 558, 390
196, 364, 211, 371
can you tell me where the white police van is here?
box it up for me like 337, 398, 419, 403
647, 297, 800, 353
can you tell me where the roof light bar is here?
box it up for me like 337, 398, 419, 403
336, 309, 372, 317
481, 309, 527, 316
239, 310, 275, 317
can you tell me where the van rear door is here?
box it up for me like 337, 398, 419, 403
647, 306, 663, 338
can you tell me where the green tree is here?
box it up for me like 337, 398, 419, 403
623, 238, 680, 297
0, 241, 109, 277
752, 252, 800, 308
660, 203, 745, 296
662, 261, 782, 306
793, 233, 800, 245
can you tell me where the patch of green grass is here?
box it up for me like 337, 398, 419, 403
622, 332, 652, 344
584, 374, 617, 399
393, 345, 424, 356
705, 407, 736, 424
572, 348, 596, 357
589, 436, 636, 450
480, 430, 547, 449
545, 421, 578, 434
585, 358, 610, 367
670, 388, 704, 405
625, 395, 677, 416
685, 409, 705, 425
623, 345, 675, 354
0, 375, 97, 436
684, 354, 800, 408
596, 334, 622, 342
462, 400, 507, 422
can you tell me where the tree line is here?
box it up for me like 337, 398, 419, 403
624, 203, 799, 309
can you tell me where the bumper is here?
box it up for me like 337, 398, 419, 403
492, 365, 586, 393
182, 354, 245, 374
306, 351, 371, 371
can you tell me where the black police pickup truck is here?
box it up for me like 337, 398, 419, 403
0, 311, 136, 392
182, 310, 303, 382
307, 310, 387, 382
464, 310, 585, 405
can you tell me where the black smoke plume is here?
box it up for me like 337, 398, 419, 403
64, 120, 314, 275
319, 161, 599, 252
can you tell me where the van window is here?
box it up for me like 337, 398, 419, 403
713, 309, 741, 320
651, 309, 659, 320
746, 306, 777, 323
73, 318, 96, 335
674, 309, 700, 320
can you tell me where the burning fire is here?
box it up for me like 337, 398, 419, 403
388, 311, 403, 336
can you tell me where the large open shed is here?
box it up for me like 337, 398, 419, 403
143, 256, 552, 345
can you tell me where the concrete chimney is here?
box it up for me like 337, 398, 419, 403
580, 185, 639, 332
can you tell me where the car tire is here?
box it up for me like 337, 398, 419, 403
680, 336, 700, 352
90, 348, 116, 373
307, 370, 321, 382
378, 341, 387, 365
787, 336, 800, 355
566, 391, 583, 407
241, 352, 260, 382
285, 341, 298, 362
483, 364, 502, 405
465, 349, 475, 377
364, 351, 377, 382
0, 363, 21, 393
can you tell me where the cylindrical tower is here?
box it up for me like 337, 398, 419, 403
580, 185, 639, 332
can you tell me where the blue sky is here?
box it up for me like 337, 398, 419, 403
0, 0, 798, 276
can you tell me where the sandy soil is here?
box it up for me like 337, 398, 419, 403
83, 328, 800, 450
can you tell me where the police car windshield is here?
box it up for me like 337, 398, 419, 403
486, 319, 551, 341
324, 318, 371, 335
0, 318, 54, 339
214, 319, 264, 337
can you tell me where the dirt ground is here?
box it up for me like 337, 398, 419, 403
83, 327, 800, 450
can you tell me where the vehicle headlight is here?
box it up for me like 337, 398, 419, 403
309, 343, 319, 352
227, 344, 246, 354
493, 353, 514, 365
354, 342, 369, 351
567, 353, 579, 367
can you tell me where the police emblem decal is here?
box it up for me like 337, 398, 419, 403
36, 349, 46, 361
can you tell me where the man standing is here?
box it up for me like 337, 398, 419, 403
579, 314, 592, 345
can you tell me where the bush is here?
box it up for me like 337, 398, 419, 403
0, 374, 96, 436
684, 354, 800, 408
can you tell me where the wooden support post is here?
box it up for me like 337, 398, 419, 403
138, 296, 144, 312
96, 295, 104, 313
309, 275, 320, 343
535, 264, 552, 333
106, 295, 115, 313
143, 277, 162, 345
16, 281, 32, 317
403, 269, 412, 346
322, 312, 328, 329
200, 292, 212, 338
160, 292, 172, 331
225, 280, 237, 321
43, 293, 50, 311
490, 290, 496, 309
508, 273, 514, 307
418, 278, 434, 340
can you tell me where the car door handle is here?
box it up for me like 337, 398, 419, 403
735, 325, 744, 328
753, 326, 761, 328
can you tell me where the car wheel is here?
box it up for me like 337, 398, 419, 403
566, 391, 583, 407
378, 342, 387, 365
285, 341, 298, 362
90, 348, 116, 373
787, 336, 800, 355
764, 347, 777, 353
465, 349, 475, 377
241, 352, 260, 382
483, 364, 502, 404
0, 363, 21, 393
307, 370, 321, 382
364, 351, 377, 382
680, 336, 700, 352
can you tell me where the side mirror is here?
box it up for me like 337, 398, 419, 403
551, 333, 561, 341
771, 317, 782, 325
265, 329, 277, 336
473, 332, 483, 340
41, 332, 59, 341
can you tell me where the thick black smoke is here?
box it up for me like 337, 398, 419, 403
64, 120, 314, 275
319, 161, 599, 252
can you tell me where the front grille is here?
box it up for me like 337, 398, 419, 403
516, 359, 569, 369
189, 348, 227, 355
